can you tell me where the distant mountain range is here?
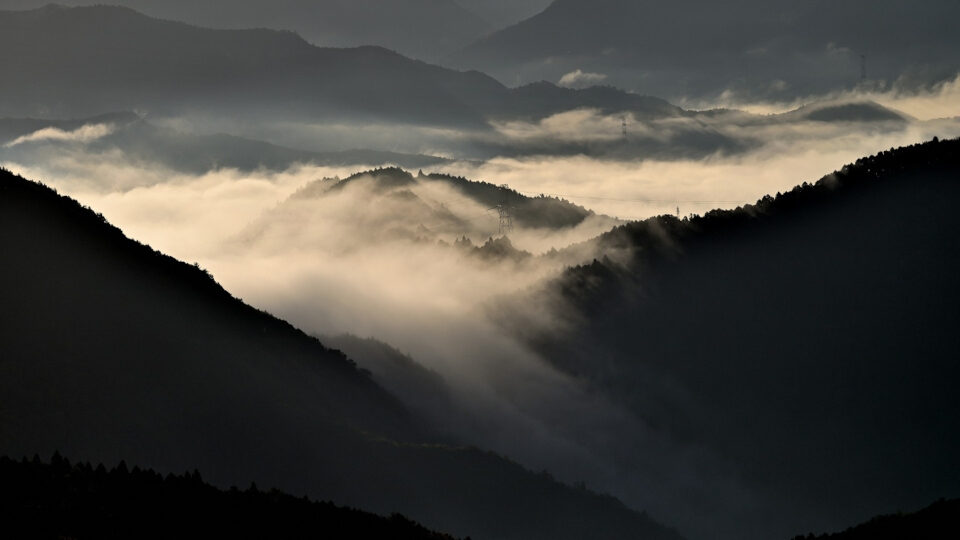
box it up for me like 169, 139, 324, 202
0, 0, 492, 61
0, 113, 452, 174
498, 138, 960, 539
0, 4, 681, 129
450, 0, 960, 100
0, 97, 918, 168
0, 165, 682, 540
0, 5, 926, 162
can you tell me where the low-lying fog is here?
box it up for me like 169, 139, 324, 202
2, 82, 958, 540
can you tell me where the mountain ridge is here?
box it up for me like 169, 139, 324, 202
450, 0, 960, 100
0, 4, 682, 130
0, 0, 493, 61
493, 137, 960, 540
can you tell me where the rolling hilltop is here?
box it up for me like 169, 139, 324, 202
238, 167, 609, 247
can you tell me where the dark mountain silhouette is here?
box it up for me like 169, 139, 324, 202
0, 5, 682, 129
451, 0, 960, 100
0, 0, 491, 62
1, 453, 460, 540
0, 166, 683, 540
785, 101, 910, 124
0, 113, 452, 174
790, 498, 960, 540
497, 138, 960, 539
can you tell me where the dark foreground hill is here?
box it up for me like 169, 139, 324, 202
0, 453, 459, 540
498, 138, 960, 539
0, 167, 681, 540
790, 498, 960, 540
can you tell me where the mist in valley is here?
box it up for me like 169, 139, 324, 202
2, 3, 960, 539
2, 76, 958, 539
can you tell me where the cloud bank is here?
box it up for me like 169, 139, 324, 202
559, 69, 608, 89
3, 123, 115, 148
2, 82, 959, 540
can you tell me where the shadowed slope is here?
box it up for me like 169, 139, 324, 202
499, 138, 960, 540
0, 167, 683, 540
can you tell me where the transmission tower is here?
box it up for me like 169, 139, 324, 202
621, 116, 628, 139
489, 204, 514, 235
860, 54, 867, 82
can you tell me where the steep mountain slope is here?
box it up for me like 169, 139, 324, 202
0, 113, 452, 174
322, 334, 456, 435
0, 5, 681, 129
0, 0, 491, 61
1, 454, 460, 540
452, 0, 960, 100
499, 138, 960, 539
0, 167, 682, 540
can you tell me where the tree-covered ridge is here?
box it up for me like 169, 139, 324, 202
501, 136, 960, 539
297, 166, 599, 231
421, 171, 597, 230
0, 453, 461, 540
575, 137, 960, 276
790, 498, 960, 540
